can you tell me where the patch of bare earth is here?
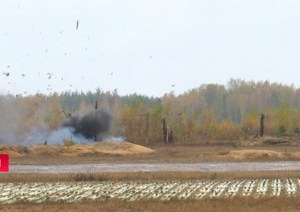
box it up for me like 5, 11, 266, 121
0, 142, 154, 158
1, 198, 300, 212
2, 135, 300, 165
217, 135, 300, 160
218, 149, 294, 160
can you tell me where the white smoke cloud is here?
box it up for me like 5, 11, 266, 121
0, 95, 114, 146
21, 126, 92, 146
0, 126, 93, 146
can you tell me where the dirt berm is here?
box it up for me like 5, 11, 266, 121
0, 142, 155, 157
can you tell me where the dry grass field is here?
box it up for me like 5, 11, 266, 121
1, 136, 300, 211
1, 135, 300, 165
1, 198, 300, 212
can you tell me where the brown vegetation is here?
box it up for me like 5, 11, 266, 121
3, 136, 300, 165
1, 170, 300, 183
3, 79, 300, 147
2, 137, 300, 211
1, 197, 300, 212
0, 142, 154, 159
2, 80, 300, 211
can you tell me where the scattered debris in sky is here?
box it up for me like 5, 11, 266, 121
76, 20, 79, 30
47, 73, 53, 79
3, 72, 10, 77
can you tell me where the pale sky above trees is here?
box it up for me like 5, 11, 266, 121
1, 0, 300, 97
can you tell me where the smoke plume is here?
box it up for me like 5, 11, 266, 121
0, 94, 113, 146
62, 109, 113, 141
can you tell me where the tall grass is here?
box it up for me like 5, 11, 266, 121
2, 197, 300, 212
1, 171, 300, 182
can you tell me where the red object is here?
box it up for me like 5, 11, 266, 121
0, 154, 9, 172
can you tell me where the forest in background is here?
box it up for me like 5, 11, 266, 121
1, 78, 300, 145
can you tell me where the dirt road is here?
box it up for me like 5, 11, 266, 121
9, 161, 300, 173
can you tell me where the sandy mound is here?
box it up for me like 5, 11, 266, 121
87, 142, 155, 155
224, 149, 286, 160
0, 142, 154, 157
64, 142, 155, 156
0, 145, 26, 157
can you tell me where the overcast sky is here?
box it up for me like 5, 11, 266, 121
1, 0, 300, 97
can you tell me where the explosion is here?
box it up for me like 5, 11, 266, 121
0, 95, 113, 146
62, 109, 112, 141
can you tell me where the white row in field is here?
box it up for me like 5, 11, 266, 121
0, 179, 299, 204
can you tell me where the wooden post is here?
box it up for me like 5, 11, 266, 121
162, 117, 167, 144
260, 114, 265, 137
94, 100, 98, 141
146, 113, 149, 137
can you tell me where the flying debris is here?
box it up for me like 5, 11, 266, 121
3, 72, 10, 77
22, 73, 25, 77
172, 84, 175, 87
149, 55, 153, 59
59, 109, 72, 118
76, 20, 79, 30
47, 73, 53, 79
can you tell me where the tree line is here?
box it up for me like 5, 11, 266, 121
3, 79, 300, 144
